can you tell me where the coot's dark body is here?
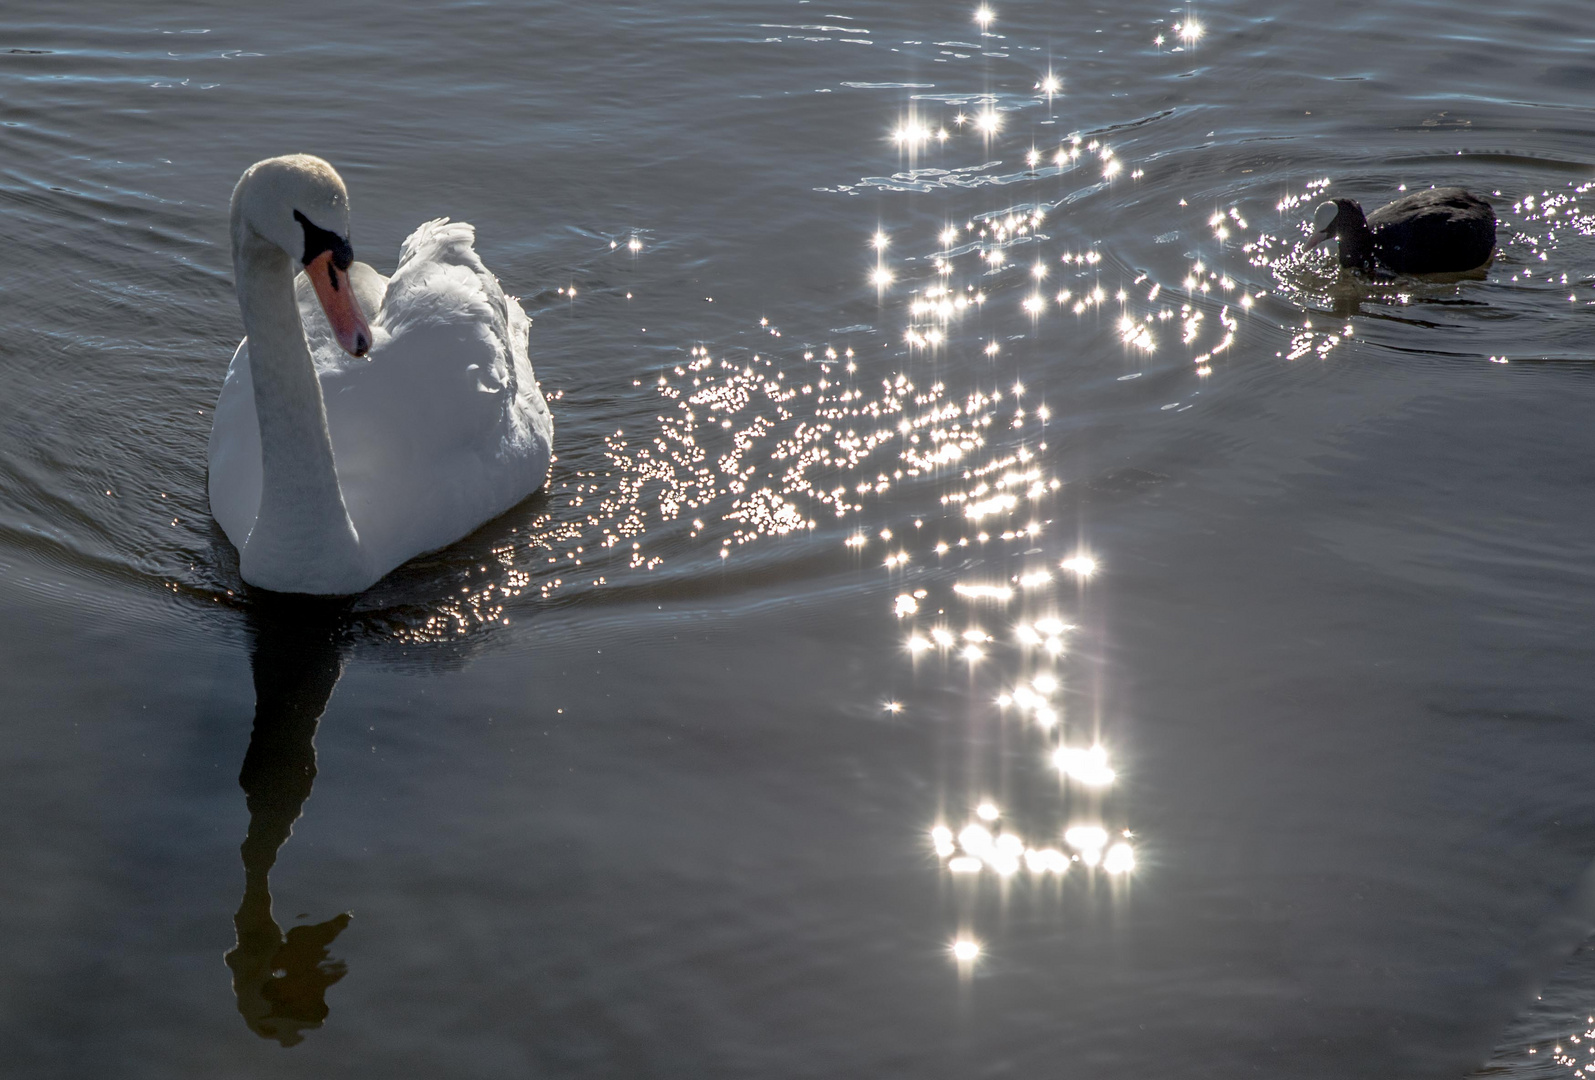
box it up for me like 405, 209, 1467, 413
1310, 187, 1496, 274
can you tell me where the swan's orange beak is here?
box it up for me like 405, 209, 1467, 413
307, 250, 372, 357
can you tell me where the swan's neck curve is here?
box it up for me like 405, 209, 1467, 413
232, 221, 368, 593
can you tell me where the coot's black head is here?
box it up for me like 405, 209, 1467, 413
1308, 198, 1373, 268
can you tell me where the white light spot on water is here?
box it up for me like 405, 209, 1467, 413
1034, 848, 1070, 873
1060, 554, 1097, 577
954, 583, 1014, 601
1055, 745, 1117, 786
1065, 824, 1110, 852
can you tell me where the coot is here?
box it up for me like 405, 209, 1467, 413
1308, 187, 1496, 275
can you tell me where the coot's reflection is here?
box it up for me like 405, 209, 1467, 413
224, 596, 353, 1047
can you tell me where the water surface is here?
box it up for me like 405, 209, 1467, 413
4, 0, 1595, 1075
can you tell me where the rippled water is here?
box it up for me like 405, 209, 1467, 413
6, 0, 1595, 1075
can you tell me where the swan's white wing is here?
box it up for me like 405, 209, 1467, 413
317, 220, 552, 573
207, 338, 261, 548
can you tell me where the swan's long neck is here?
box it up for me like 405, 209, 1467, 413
232, 220, 367, 593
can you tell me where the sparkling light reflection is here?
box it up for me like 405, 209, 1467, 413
1060, 555, 1097, 577
573, 7, 1206, 977
1054, 745, 1117, 786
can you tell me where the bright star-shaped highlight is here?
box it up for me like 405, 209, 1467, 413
973, 6, 994, 28
871, 266, 894, 288
871, 230, 889, 250
1104, 843, 1136, 874
1054, 745, 1117, 786
1060, 554, 1097, 577
892, 121, 934, 147
952, 938, 982, 961
976, 109, 1001, 134
1178, 17, 1204, 42
1040, 72, 1061, 96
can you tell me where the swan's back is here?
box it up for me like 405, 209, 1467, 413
208, 218, 552, 580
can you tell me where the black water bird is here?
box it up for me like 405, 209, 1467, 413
1308, 187, 1496, 275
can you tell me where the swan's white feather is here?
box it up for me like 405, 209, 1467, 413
207, 217, 552, 583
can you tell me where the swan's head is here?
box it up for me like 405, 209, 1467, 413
232, 154, 372, 357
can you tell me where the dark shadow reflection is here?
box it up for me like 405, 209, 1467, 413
224, 595, 355, 1047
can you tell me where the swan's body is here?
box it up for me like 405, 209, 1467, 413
208, 156, 552, 595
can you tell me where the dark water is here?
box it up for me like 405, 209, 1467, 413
5, 0, 1595, 1075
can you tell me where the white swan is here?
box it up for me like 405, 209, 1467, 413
207, 155, 552, 594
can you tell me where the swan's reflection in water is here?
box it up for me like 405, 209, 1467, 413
224, 597, 352, 1047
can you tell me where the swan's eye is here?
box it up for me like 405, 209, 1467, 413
327, 262, 340, 292
293, 208, 354, 270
